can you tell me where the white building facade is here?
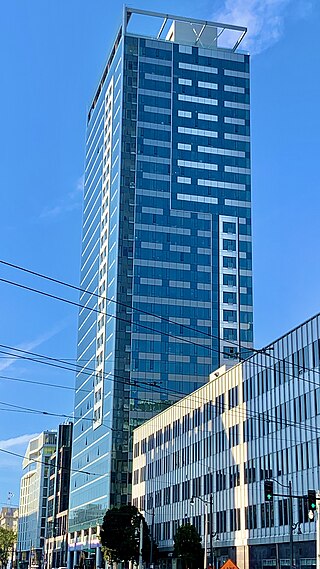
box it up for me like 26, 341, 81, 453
132, 313, 320, 569
17, 431, 57, 569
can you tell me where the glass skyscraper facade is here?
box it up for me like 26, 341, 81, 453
69, 7, 253, 548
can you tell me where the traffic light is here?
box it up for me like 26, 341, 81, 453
308, 490, 317, 512
264, 480, 274, 502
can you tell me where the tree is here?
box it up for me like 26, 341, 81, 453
173, 524, 203, 569
100, 505, 151, 563
0, 528, 16, 569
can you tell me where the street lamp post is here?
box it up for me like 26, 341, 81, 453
190, 496, 212, 569
150, 508, 154, 567
138, 518, 143, 569
204, 502, 208, 569
288, 481, 293, 569
141, 507, 155, 567
209, 494, 213, 569
29, 540, 33, 569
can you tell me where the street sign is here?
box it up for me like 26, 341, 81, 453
220, 559, 239, 569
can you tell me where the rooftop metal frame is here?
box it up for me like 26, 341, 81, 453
87, 7, 247, 123
123, 6, 247, 52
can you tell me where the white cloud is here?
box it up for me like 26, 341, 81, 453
0, 433, 39, 450
0, 434, 39, 478
76, 174, 85, 192
40, 174, 84, 219
0, 321, 67, 373
213, 0, 313, 54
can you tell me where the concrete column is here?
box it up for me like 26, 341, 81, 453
236, 544, 250, 569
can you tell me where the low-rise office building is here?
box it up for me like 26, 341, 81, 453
132, 312, 320, 569
0, 506, 19, 531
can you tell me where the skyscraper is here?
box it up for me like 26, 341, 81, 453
69, 7, 253, 562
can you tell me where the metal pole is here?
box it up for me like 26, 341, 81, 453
204, 502, 208, 569
29, 540, 32, 569
289, 481, 294, 569
11, 542, 14, 569
139, 518, 143, 569
53, 527, 56, 569
209, 494, 213, 569
317, 494, 320, 569
275, 543, 280, 569
150, 508, 154, 567
62, 531, 66, 568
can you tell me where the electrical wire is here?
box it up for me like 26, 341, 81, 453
3, 258, 320, 379
0, 276, 228, 360
0, 403, 316, 494
1, 339, 320, 441
0, 345, 162, 393
0, 259, 246, 352
0, 349, 320, 441
1, 266, 320, 446
0, 447, 102, 477
0, 373, 89, 394
2, 274, 320, 404
0, 355, 318, 489
0, 399, 118, 431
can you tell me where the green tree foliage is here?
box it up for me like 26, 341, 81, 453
0, 528, 16, 569
173, 524, 203, 569
100, 505, 151, 563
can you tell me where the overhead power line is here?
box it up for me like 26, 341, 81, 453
1, 259, 320, 382
0, 448, 102, 477
0, 347, 319, 441
0, 345, 162, 393
0, 276, 229, 361
0, 362, 318, 446
0, 258, 244, 352
1, 262, 320, 439
0, 398, 114, 428
1, 316, 320, 408
0, 373, 88, 393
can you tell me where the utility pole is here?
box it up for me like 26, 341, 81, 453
139, 518, 143, 569
149, 508, 154, 567
204, 502, 208, 569
317, 493, 320, 569
209, 494, 213, 569
289, 481, 294, 569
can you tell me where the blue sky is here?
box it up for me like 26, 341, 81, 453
0, 0, 319, 506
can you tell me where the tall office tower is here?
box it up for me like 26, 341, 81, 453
69, 8, 253, 558
17, 431, 57, 569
